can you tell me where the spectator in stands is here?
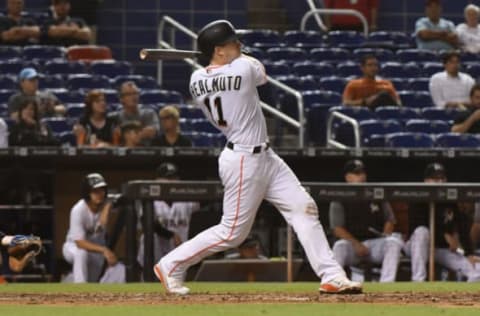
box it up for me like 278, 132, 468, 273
63, 173, 125, 283
112, 81, 160, 145
410, 163, 480, 282
0, 0, 41, 45
8, 100, 59, 146
342, 55, 400, 108
323, 0, 378, 32
415, 0, 458, 51
69, 0, 101, 43
329, 160, 402, 282
43, 0, 92, 46
151, 105, 192, 147
0, 118, 7, 148
456, 4, 480, 54
429, 52, 475, 109
119, 121, 142, 147
8, 68, 65, 121
74, 90, 119, 147
137, 162, 200, 267
451, 84, 480, 134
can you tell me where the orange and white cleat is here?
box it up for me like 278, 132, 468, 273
319, 276, 363, 294
153, 262, 190, 295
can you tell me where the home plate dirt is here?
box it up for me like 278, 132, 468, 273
0, 292, 479, 306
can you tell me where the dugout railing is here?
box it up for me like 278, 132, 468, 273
123, 180, 480, 282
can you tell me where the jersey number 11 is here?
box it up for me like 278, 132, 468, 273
204, 97, 227, 127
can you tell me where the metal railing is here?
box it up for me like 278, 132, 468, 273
157, 16, 305, 148
326, 111, 361, 148
300, 8, 369, 36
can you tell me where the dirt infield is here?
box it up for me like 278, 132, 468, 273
0, 291, 479, 306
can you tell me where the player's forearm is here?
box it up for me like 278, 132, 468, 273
73, 28, 92, 41
334, 226, 361, 245
75, 239, 109, 254
383, 221, 394, 235
451, 115, 478, 133
418, 30, 447, 41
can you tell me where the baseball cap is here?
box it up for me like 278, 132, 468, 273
424, 163, 446, 179
86, 173, 107, 189
18, 68, 38, 81
156, 162, 179, 178
343, 159, 366, 175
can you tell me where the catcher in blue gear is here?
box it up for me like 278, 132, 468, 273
1, 231, 42, 272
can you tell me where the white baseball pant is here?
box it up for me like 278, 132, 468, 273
160, 147, 346, 283
332, 235, 403, 282
435, 248, 480, 282
62, 239, 106, 283
403, 226, 429, 281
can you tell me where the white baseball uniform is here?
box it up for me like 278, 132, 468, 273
137, 201, 200, 266
62, 199, 106, 283
159, 55, 347, 283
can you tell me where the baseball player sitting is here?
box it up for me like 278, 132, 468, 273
410, 163, 480, 281
62, 173, 125, 283
329, 160, 403, 282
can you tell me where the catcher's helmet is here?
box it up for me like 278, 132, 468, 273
82, 173, 107, 200
156, 162, 179, 179
197, 20, 238, 59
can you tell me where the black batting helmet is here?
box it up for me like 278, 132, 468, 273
197, 20, 238, 59
82, 173, 107, 201
156, 162, 179, 179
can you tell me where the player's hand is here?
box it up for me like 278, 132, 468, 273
353, 243, 369, 257
467, 255, 480, 267
102, 248, 118, 266
173, 234, 182, 247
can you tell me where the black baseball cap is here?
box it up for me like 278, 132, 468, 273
156, 162, 178, 178
344, 159, 366, 175
424, 163, 446, 179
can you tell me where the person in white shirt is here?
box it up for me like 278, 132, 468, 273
429, 52, 475, 109
0, 118, 7, 148
62, 173, 120, 283
456, 4, 480, 54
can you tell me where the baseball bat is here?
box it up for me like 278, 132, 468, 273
139, 49, 201, 61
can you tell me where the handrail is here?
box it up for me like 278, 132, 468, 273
300, 9, 369, 36
326, 111, 360, 148
157, 15, 305, 148
305, 0, 327, 31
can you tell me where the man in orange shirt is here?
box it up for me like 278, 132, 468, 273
342, 55, 400, 108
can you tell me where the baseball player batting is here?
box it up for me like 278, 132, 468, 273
153, 19, 362, 295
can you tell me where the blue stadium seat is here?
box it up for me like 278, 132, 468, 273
329, 107, 377, 147
381, 62, 420, 78
405, 119, 450, 134
398, 90, 433, 108
304, 90, 342, 108
328, 31, 365, 48
461, 52, 479, 63
66, 103, 85, 119
421, 107, 464, 121
44, 60, 87, 75
367, 134, 387, 147
390, 78, 409, 91
352, 48, 395, 62
101, 89, 120, 104
307, 103, 334, 146
0, 58, 26, 75
318, 76, 347, 94
191, 119, 220, 134
265, 47, 307, 62
435, 133, 480, 148
112, 75, 158, 90
51, 89, 84, 104
23, 46, 65, 60
359, 119, 403, 146
421, 62, 443, 77
292, 61, 334, 77
0, 103, 8, 116
41, 117, 70, 134
368, 31, 411, 49
67, 74, 111, 90
0, 89, 13, 104
179, 118, 192, 132
276, 75, 303, 90
58, 131, 77, 146
263, 60, 290, 77
466, 63, 480, 80
408, 78, 430, 92
396, 49, 437, 63
329, 105, 376, 122
239, 30, 281, 49
375, 106, 420, 121
38, 75, 65, 89
140, 89, 183, 104
0, 76, 16, 90
283, 30, 324, 48
178, 104, 203, 119
243, 47, 266, 60
336, 62, 362, 77
0, 46, 22, 60
90, 60, 133, 78
385, 132, 434, 148
310, 48, 351, 64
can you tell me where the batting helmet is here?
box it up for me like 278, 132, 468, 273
82, 173, 107, 201
197, 20, 238, 59
156, 162, 179, 179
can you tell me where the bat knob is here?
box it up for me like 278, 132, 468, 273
139, 49, 148, 60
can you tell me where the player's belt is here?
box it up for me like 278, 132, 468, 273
226, 142, 270, 154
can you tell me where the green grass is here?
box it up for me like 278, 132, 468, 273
0, 282, 479, 293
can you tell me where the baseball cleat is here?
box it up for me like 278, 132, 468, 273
153, 262, 190, 295
319, 277, 363, 294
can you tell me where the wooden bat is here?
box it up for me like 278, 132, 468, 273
139, 49, 201, 61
